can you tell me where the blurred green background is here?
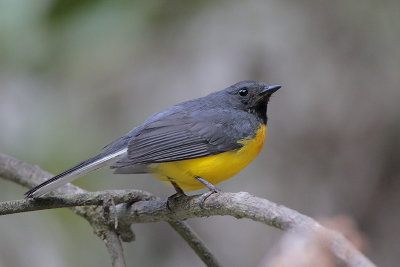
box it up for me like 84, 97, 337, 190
1, 0, 399, 266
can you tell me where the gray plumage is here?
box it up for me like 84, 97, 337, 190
25, 81, 280, 198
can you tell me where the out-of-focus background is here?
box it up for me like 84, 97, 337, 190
1, 0, 399, 266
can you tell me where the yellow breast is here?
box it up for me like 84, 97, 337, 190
150, 125, 267, 191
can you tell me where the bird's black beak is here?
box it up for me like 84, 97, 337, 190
254, 85, 281, 105
260, 85, 281, 96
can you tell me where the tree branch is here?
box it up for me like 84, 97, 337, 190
115, 192, 374, 267
0, 152, 375, 267
0, 152, 222, 267
0, 190, 155, 216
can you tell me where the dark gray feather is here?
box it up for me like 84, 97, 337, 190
111, 106, 260, 169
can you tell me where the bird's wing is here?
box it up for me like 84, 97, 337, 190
111, 109, 249, 168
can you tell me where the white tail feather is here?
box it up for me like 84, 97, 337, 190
30, 148, 127, 198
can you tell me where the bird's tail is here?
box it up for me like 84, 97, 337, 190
24, 148, 127, 198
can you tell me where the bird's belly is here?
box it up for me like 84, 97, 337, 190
151, 125, 266, 191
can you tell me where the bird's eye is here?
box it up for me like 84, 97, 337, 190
239, 88, 248, 96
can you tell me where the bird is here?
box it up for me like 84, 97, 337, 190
25, 80, 281, 199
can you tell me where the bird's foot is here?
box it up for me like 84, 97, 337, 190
195, 177, 222, 209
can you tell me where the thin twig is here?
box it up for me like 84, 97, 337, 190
101, 230, 127, 267
168, 221, 222, 267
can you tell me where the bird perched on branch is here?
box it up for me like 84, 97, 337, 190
25, 81, 281, 200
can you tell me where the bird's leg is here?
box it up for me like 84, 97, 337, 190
167, 178, 186, 210
195, 177, 222, 208
169, 179, 186, 197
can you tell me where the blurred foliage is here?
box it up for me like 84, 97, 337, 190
1, 0, 400, 266
46, 0, 102, 22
